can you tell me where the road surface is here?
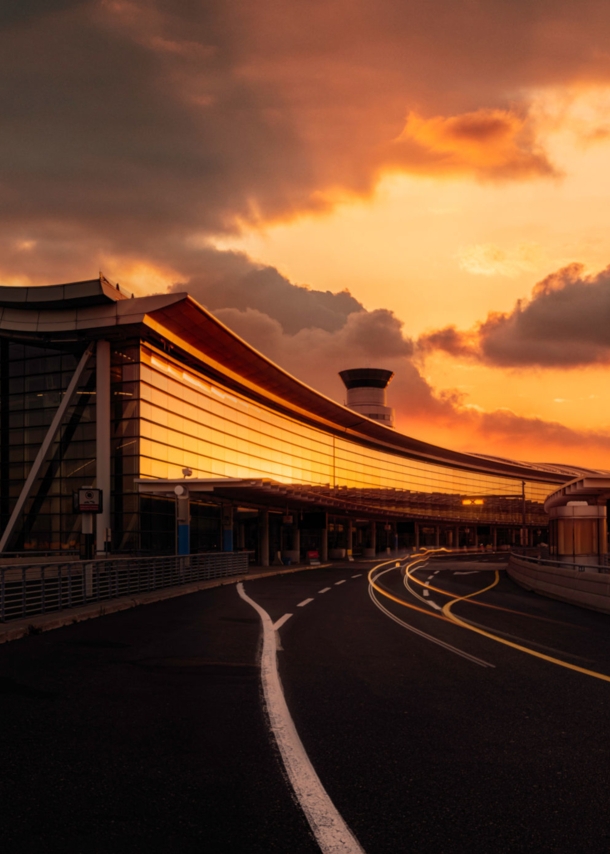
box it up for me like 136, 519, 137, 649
2, 555, 610, 852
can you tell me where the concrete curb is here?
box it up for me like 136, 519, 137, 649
0, 562, 333, 644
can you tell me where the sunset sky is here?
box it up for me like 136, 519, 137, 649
4, 1, 610, 468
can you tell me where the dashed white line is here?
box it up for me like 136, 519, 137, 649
297, 598, 314, 607
454, 570, 481, 575
319, 587, 331, 593
351, 574, 362, 578
423, 589, 430, 597
237, 583, 366, 853
335, 580, 346, 586
273, 613, 293, 630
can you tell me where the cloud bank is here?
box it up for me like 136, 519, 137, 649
2, 0, 610, 284
3, 2, 610, 465
418, 263, 610, 367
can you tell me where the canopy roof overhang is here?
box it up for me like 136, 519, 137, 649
544, 476, 610, 511
135, 477, 551, 524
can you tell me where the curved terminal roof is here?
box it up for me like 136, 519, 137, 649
0, 279, 595, 487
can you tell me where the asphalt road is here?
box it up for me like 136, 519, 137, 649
2, 556, 610, 853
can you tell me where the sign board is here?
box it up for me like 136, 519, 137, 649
306, 550, 319, 560
77, 488, 102, 513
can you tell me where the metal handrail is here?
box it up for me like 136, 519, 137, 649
511, 551, 610, 575
0, 551, 248, 623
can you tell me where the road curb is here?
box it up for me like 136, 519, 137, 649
0, 562, 333, 644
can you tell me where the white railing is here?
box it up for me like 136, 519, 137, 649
511, 551, 610, 575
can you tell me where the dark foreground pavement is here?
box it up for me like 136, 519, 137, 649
2, 558, 610, 853
0, 581, 319, 854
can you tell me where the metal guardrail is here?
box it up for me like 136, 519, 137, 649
511, 551, 610, 575
0, 551, 248, 623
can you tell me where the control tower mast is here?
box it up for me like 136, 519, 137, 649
339, 368, 394, 428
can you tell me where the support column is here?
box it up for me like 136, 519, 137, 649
293, 523, 301, 562
237, 521, 245, 550
434, 526, 440, 548
454, 526, 460, 550
321, 524, 328, 562
175, 487, 190, 555
96, 340, 111, 555
259, 510, 269, 567
347, 520, 354, 557
414, 522, 420, 551
365, 520, 376, 558
222, 504, 234, 551
492, 527, 498, 551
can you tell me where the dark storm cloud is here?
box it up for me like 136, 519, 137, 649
3, 0, 610, 286
418, 264, 610, 368
173, 258, 363, 334
212, 305, 427, 409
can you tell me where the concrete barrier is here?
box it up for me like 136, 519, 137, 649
508, 554, 610, 615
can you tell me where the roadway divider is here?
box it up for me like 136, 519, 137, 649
508, 552, 610, 615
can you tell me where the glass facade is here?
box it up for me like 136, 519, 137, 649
138, 343, 555, 532
0, 334, 559, 555
0, 341, 96, 552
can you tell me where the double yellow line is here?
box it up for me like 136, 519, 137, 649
369, 550, 610, 684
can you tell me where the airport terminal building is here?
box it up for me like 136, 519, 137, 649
0, 278, 598, 564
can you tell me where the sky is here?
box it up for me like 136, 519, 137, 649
4, 0, 610, 468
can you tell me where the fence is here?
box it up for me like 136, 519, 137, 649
0, 551, 249, 623
511, 551, 610, 574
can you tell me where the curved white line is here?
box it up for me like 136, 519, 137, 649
237, 583, 365, 854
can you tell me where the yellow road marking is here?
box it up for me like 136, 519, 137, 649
369, 552, 610, 685
442, 576, 610, 683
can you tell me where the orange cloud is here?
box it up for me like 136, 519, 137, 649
389, 109, 558, 179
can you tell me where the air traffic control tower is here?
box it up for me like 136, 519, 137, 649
339, 368, 394, 428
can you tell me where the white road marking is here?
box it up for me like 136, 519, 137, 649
319, 587, 331, 593
423, 589, 430, 597
453, 570, 481, 575
351, 574, 362, 578
297, 598, 314, 607
368, 583, 493, 668
273, 613, 293, 630
335, 580, 346, 585
237, 583, 366, 854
